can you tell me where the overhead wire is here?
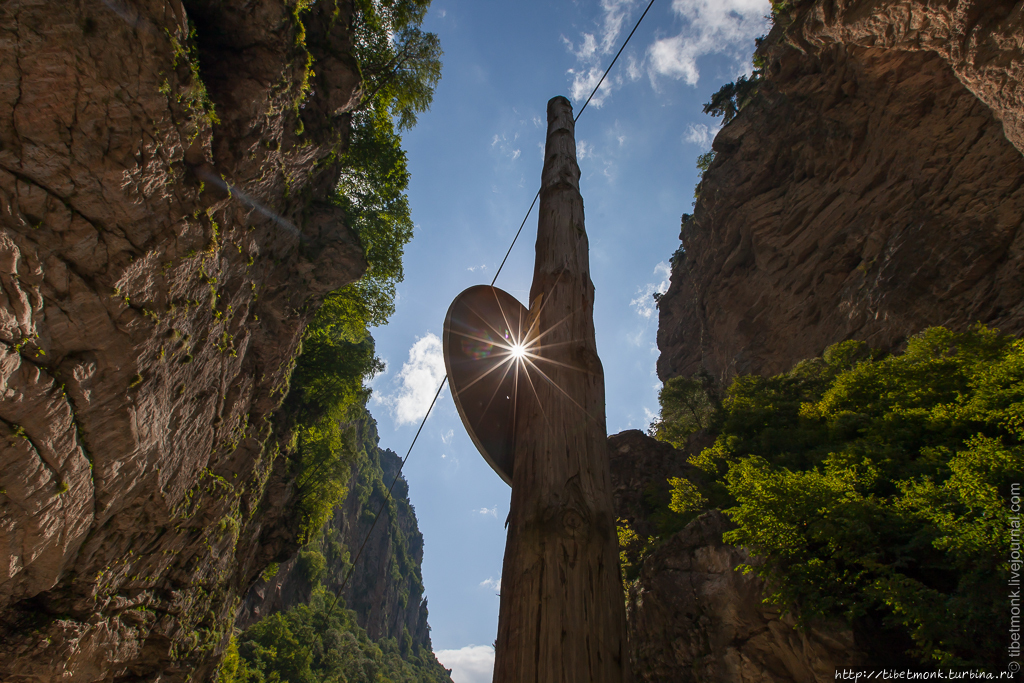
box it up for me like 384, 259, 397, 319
333, 0, 657, 596
489, 0, 657, 287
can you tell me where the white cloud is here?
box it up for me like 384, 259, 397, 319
381, 334, 447, 426
568, 66, 609, 108
563, 0, 642, 108
467, 264, 488, 272
684, 122, 721, 149
441, 429, 454, 444
436, 645, 495, 683
648, 35, 700, 85
572, 129, 621, 181
626, 328, 646, 346
480, 576, 501, 591
625, 54, 642, 81
630, 261, 671, 320
575, 33, 599, 62
599, 0, 639, 54
648, 0, 770, 85
478, 506, 498, 518
491, 133, 523, 161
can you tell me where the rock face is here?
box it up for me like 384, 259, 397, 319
0, 1, 367, 679
626, 510, 862, 683
657, 0, 1024, 383
796, 0, 1024, 155
240, 417, 439, 658
607, 429, 708, 540
609, 431, 863, 682
631, 1, 1024, 679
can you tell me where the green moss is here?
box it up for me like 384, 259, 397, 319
260, 563, 279, 583
164, 25, 220, 139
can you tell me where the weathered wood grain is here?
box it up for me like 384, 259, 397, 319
493, 96, 630, 683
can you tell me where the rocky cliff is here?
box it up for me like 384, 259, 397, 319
658, 0, 1024, 383
640, 0, 1024, 679
0, 1, 375, 679
239, 414, 439, 659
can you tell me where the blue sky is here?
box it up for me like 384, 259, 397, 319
363, 1, 771, 680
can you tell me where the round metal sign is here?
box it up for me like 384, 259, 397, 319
442, 285, 529, 486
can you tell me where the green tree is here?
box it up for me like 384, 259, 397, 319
693, 151, 716, 200
696, 326, 1023, 666
336, 107, 415, 309
222, 588, 452, 683
353, 0, 443, 131
284, 0, 441, 544
650, 370, 719, 448
702, 73, 762, 124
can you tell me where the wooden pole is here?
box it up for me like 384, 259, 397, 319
493, 96, 630, 683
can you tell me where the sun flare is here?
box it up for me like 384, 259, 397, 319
510, 342, 528, 360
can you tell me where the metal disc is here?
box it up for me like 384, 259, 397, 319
443, 285, 527, 486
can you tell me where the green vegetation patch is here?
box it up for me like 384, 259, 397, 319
284, 0, 442, 542
650, 325, 1023, 667
219, 588, 450, 683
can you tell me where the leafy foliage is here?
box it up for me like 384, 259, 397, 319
702, 73, 762, 124
692, 151, 716, 200
667, 477, 706, 515
287, 318, 381, 542
298, 549, 328, 585
616, 518, 650, 587
220, 588, 451, 683
353, 0, 443, 132
286, 0, 441, 544
660, 326, 1022, 666
337, 108, 415, 304
649, 370, 719, 447
695, 151, 715, 174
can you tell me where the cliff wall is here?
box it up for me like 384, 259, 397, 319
658, 0, 1024, 383
240, 415, 439, 658
0, 1, 368, 679
640, 0, 1024, 679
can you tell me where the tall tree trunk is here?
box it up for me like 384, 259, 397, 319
493, 96, 630, 683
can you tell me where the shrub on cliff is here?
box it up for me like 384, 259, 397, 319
703, 73, 762, 124
287, 322, 382, 542
655, 325, 1022, 667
